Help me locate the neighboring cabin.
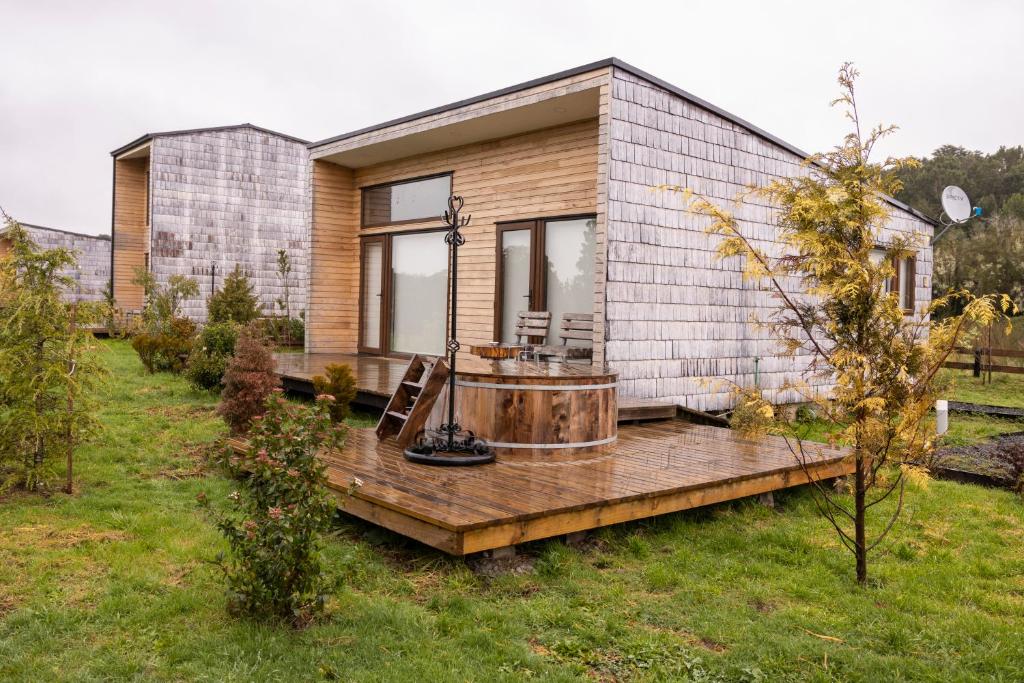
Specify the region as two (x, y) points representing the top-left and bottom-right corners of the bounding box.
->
(304, 58), (935, 411)
(0, 223), (111, 303)
(109, 124), (309, 322)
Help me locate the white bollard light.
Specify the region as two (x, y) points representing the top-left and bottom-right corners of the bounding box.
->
(935, 399), (949, 437)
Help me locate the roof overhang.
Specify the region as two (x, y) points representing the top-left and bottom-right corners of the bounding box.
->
(308, 57), (937, 226)
(114, 140), (152, 161)
(314, 87), (601, 168)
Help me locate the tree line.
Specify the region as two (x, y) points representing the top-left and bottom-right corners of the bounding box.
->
(895, 145), (1024, 315)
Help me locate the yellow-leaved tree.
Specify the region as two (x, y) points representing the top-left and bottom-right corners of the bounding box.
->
(662, 64), (1016, 584)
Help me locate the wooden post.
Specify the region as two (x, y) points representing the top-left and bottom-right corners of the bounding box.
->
(973, 349), (982, 378)
(987, 323), (993, 385)
(64, 302), (77, 495)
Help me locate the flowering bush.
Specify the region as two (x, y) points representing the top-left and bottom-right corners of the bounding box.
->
(201, 392), (345, 625)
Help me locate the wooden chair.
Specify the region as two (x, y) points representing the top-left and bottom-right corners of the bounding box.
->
(513, 310), (552, 350)
(534, 312), (594, 362)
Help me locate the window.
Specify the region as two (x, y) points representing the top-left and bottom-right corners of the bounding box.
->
(361, 173), (452, 227)
(359, 230), (449, 356)
(495, 216), (596, 345)
(869, 248), (915, 313)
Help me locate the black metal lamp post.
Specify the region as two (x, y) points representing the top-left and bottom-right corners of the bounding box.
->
(403, 195), (495, 466)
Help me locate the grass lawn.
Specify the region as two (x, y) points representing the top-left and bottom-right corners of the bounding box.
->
(940, 369), (1024, 410)
(2, 340), (1023, 682)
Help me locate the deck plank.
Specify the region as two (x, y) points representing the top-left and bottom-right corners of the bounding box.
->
(319, 421), (852, 553)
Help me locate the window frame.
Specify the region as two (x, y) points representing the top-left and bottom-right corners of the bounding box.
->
(892, 253), (916, 315)
(493, 214), (598, 343)
(360, 172), (454, 229)
(358, 227), (451, 357)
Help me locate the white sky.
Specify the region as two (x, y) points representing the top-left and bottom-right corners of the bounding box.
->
(2, 0), (1021, 235)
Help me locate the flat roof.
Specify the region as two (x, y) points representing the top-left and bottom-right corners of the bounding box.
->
(310, 58), (936, 226)
(110, 123), (308, 157)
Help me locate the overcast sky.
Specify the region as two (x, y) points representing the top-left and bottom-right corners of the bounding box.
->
(2, 0), (1021, 236)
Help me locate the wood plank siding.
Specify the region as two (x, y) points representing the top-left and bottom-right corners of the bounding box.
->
(112, 156), (149, 311)
(307, 116), (605, 354)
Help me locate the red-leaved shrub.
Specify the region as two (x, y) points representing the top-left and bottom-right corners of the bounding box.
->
(216, 326), (278, 435)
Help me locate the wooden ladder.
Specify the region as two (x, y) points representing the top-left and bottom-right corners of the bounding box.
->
(375, 354), (449, 448)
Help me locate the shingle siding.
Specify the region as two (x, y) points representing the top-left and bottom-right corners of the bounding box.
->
(148, 128), (309, 322)
(605, 68), (934, 411)
(21, 225), (111, 303)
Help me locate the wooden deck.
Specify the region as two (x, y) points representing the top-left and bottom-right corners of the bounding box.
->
(317, 421), (853, 555)
(274, 352), (677, 420)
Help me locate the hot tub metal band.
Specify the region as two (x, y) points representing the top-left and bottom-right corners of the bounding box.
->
(453, 380), (619, 391)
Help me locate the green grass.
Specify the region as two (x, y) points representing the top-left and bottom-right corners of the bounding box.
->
(795, 412), (1023, 448)
(940, 369), (1024, 409)
(2, 341), (1024, 681)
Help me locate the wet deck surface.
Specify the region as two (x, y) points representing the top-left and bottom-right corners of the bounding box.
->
(319, 421), (853, 555)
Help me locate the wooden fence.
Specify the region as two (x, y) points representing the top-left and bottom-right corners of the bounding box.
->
(944, 346), (1024, 377)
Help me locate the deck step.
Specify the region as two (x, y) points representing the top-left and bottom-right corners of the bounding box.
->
(375, 354), (449, 447)
(617, 398), (677, 422)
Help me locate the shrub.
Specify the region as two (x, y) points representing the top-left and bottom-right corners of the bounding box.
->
(311, 363), (358, 423)
(133, 268), (199, 331)
(217, 326), (279, 435)
(209, 265), (261, 325)
(132, 317), (195, 374)
(200, 393), (344, 625)
(185, 322), (239, 391)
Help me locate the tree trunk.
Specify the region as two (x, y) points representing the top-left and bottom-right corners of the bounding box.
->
(855, 450), (868, 584)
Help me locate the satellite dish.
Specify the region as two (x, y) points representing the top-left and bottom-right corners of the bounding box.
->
(941, 185), (972, 223)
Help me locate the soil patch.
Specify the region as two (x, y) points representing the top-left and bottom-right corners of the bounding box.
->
(934, 432), (1024, 488)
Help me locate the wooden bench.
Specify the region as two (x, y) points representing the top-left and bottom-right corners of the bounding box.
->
(534, 312), (594, 362)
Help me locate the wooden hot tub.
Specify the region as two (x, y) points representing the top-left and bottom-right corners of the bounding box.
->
(431, 358), (618, 459)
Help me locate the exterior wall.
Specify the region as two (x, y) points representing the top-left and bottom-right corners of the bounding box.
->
(306, 117), (604, 354)
(604, 68), (934, 411)
(146, 128), (309, 322)
(112, 156), (149, 311)
(21, 225), (111, 302)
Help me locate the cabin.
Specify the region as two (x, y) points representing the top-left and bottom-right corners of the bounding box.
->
(0, 223), (111, 303)
(109, 124), (309, 322)
(302, 58), (936, 411)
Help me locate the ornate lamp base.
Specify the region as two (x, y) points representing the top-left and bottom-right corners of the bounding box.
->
(404, 427), (495, 466)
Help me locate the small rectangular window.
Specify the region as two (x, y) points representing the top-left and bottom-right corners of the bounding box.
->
(361, 174), (452, 227)
(870, 248), (915, 312)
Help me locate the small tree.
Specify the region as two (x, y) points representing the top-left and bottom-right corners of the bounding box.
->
(133, 267), (199, 332)
(665, 64), (1016, 584)
(208, 264), (261, 325)
(311, 363), (358, 423)
(217, 325), (279, 435)
(275, 249), (292, 345)
(200, 392), (343, 625)
(0, 216), (104, 492)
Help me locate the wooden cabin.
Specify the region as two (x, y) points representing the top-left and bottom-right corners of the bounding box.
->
(305, 59), (936, 412)
(109, 124), (309, 322)
(0, 223), (110, 303)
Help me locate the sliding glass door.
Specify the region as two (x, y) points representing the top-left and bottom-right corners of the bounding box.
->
(496, 216), (596, 345)
(390, 232), (448, 355)
(359, 231), (449, 356)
